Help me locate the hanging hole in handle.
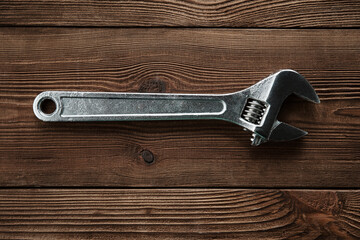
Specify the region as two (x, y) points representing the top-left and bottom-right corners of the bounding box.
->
(38, 98), (57, 115)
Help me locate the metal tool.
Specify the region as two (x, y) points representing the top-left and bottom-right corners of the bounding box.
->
(33, 70), (320, 146)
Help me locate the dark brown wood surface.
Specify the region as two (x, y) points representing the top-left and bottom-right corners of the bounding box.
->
(0, 189), (359, 239)
(1, 1), (360, 239)
(1, 0), (360, 27)
(1, 28), (359, 187)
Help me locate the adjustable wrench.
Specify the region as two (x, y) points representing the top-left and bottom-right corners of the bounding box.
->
(33, 70), (320, 146)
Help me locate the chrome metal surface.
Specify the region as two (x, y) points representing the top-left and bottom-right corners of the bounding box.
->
(33, 70), (320, 146)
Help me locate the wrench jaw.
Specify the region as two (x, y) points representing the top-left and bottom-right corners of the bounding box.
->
(268, 121), (308, 142)
(239, 70), (320, 146)
(250, 121), (308, 146)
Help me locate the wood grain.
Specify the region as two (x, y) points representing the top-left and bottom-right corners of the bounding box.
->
(0, 189), (359, 239)
(0, 28), (359, 187)
(1, 0), (360, 28)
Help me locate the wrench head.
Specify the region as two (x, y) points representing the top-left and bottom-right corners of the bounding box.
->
(240, 70), (320, 146)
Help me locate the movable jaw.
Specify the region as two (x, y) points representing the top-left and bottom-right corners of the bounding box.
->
(240, 70), (320, 146)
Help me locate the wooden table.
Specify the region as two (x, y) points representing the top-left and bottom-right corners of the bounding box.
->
(1, 1), (359, 239)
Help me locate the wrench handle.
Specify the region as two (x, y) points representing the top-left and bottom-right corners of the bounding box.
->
(33, 91), (227, 122)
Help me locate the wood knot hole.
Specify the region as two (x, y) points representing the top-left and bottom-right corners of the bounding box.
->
(141, 150), (154, 164)
(138, 79), (166, 93)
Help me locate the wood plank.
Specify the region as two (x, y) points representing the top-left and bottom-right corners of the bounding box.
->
(0, 28), (359, 187)
(0, 189), (359, 239)
(1, 0), (360, 28)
